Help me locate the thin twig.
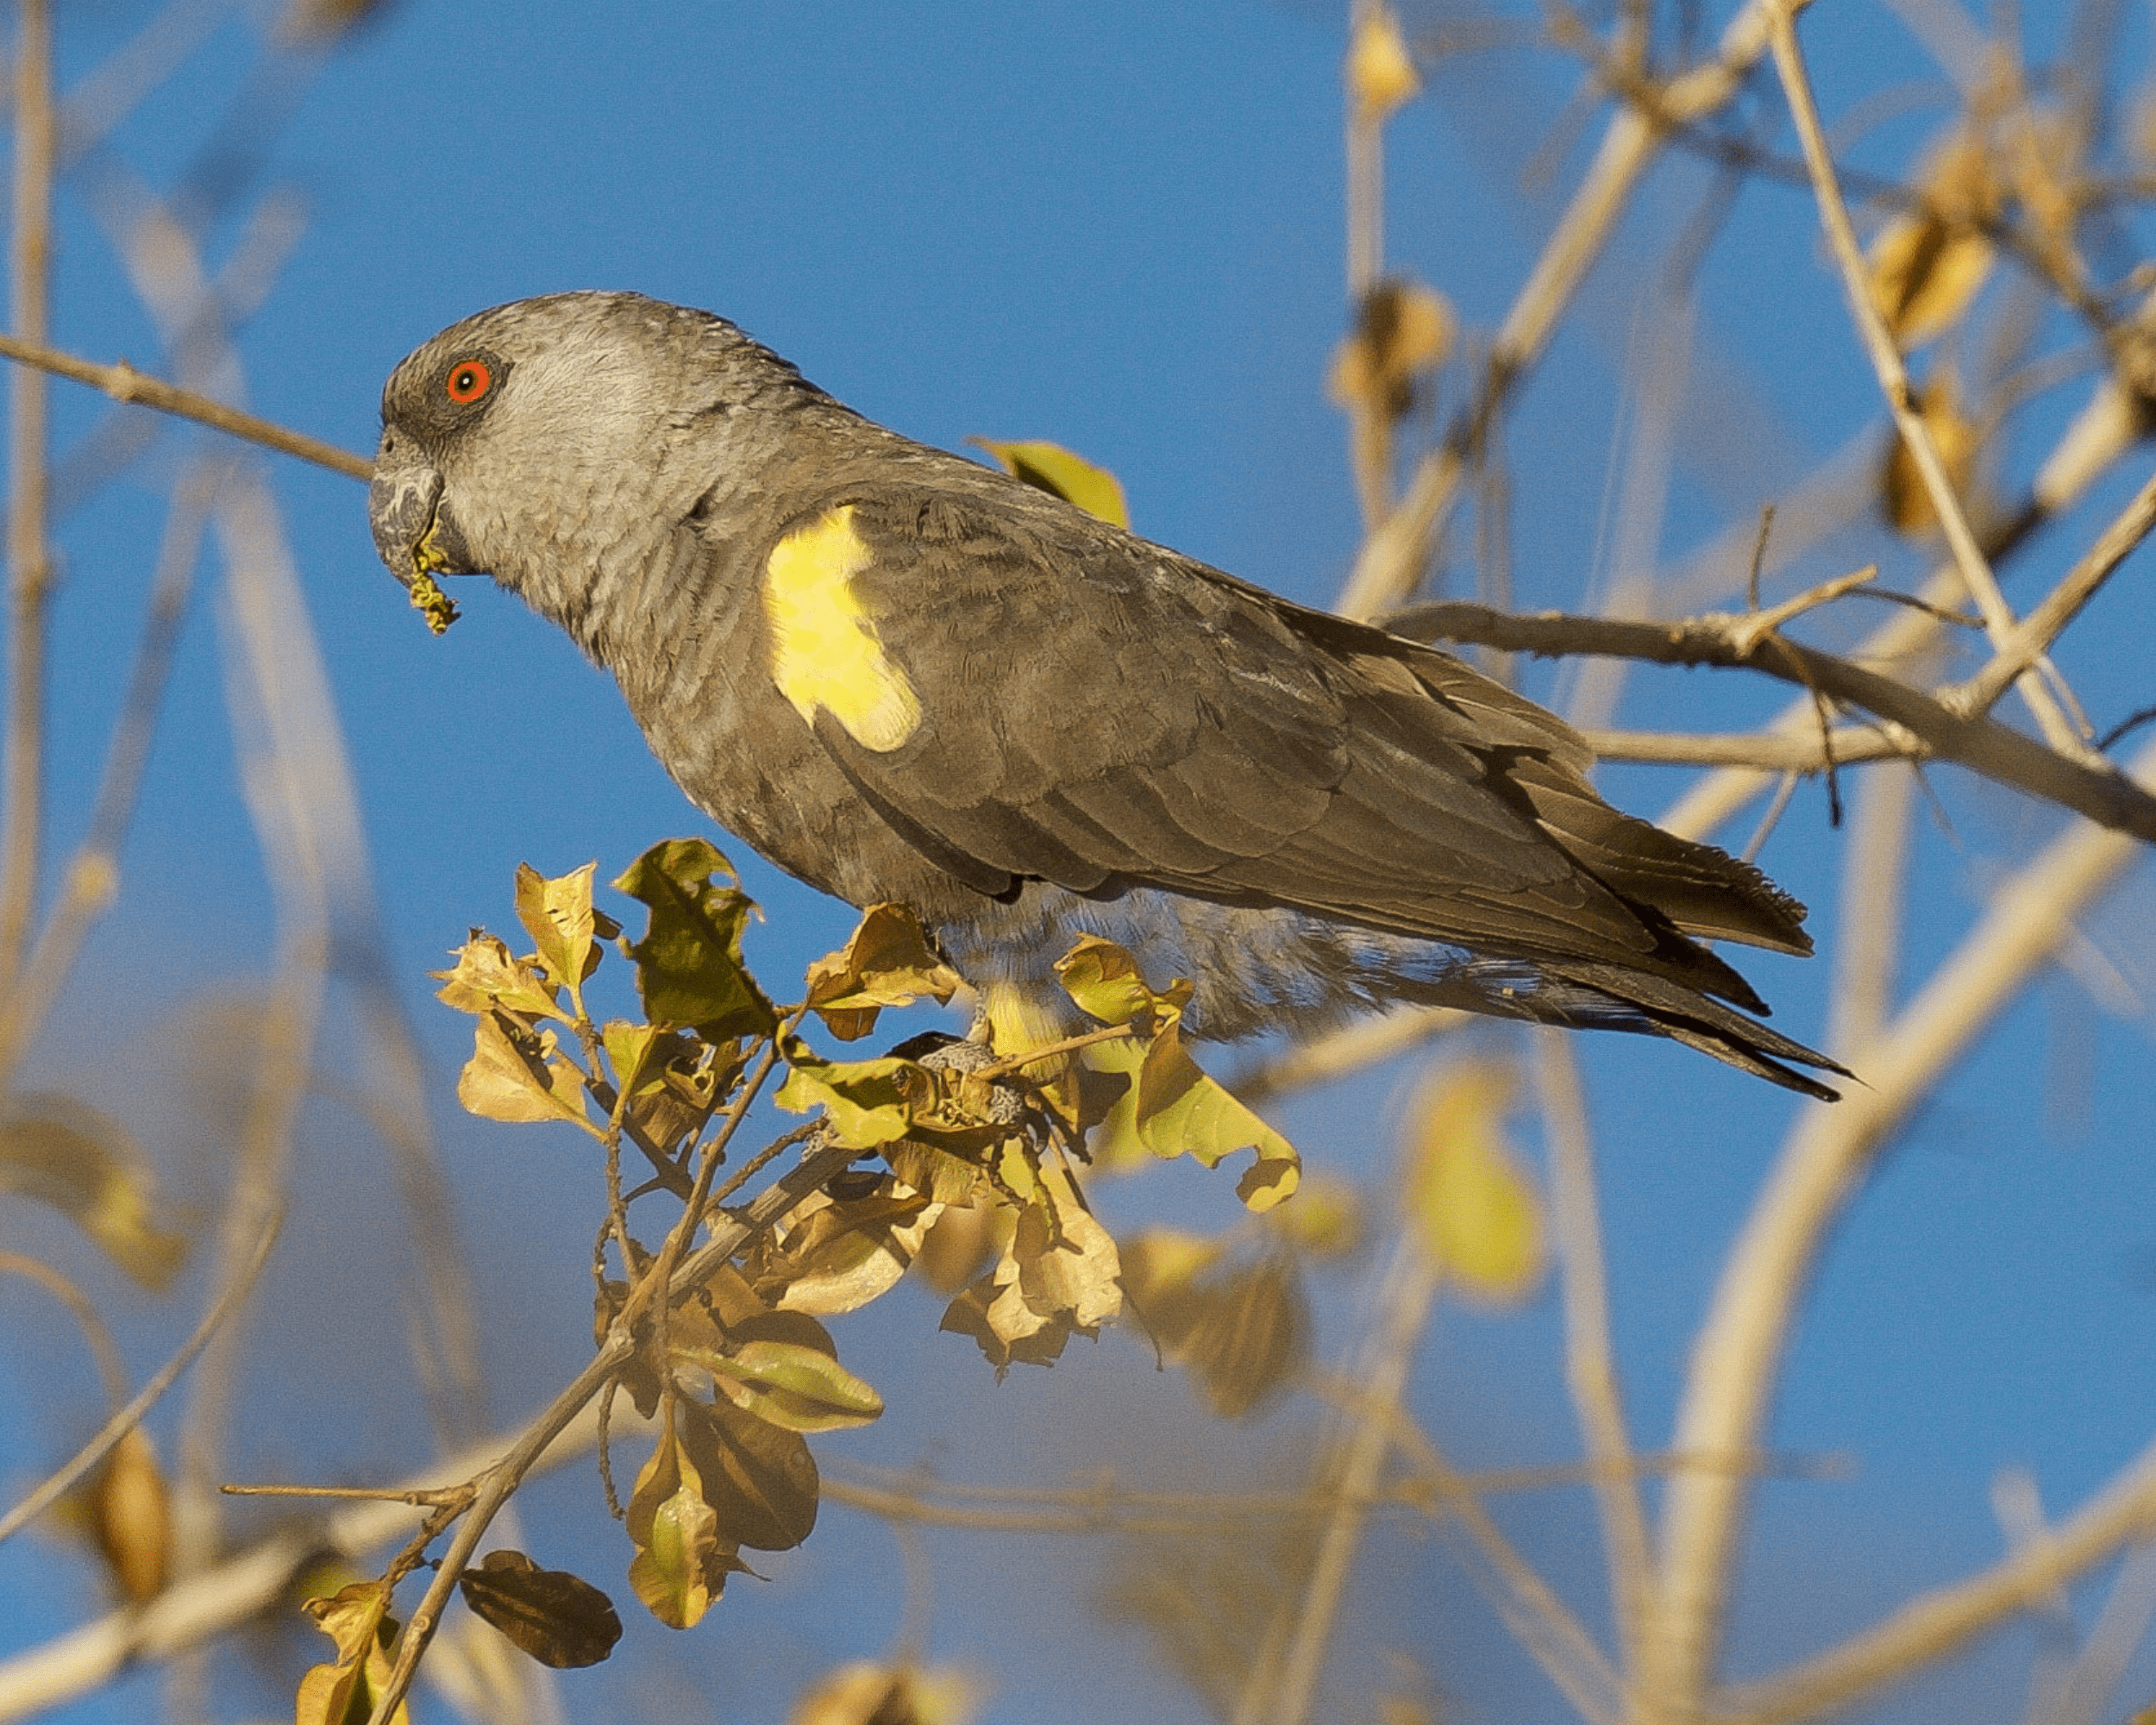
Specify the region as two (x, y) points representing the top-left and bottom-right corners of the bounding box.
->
(1334, 0), (1779, 619)
(0, 461), (222, 1090)
(1827, 759), (1914, 1054)
(0, 1251), (128, 1409)
(1536, 1031), (1653, 1670)
(1951, 461), (2156, 718)
(1244, 1233), (1443, 1725)
(0, 1210), (280, 1551)
(360, 1132), (861, 1725)
(1761, 0), (2084, 757)
(0, 329), (373, 480)
(1717, 1435), (2156, 1725)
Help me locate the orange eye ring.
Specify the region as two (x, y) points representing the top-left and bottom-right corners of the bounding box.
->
(446, 359), (492, 404)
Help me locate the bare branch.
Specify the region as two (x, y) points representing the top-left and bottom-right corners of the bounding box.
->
(0, 0), (55, 989)
(1386, 598), (2156, 843)
(1648, 732), (2156, 1716)
(0, 329), (373, 480)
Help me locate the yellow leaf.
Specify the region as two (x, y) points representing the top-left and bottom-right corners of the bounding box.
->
(804, 903), (962, 1040)
(1405, 1065), (1543, 1302)
(1329, 278), (1455, 422)
(1134, 1022), (1300, 1209)
(1012, 1159), (1123, 1330)
(0, 1095), (188, 1289)
(1882, 367), (1977, 538)
(1868, 212), (1994, 348)
(298, 1581), (408, 1725)
(88, 1427), (170, 1602)
(626, 1423), (735, 1628)
(1346, 5), (1420, 120)
(513, 861), (608, 994)
(791, 1661), (981, 1725)
(432, 930), (564, 1023)
(968, 438), (1130, 527)
(455, 1013), (588, 1127)
(774, 1044), (918, 1147)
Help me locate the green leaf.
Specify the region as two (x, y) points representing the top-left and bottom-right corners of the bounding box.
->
(695, 1338), (885, 1433)
(968, 437), (1130, 527)
(626, 1422), (733, 1628)
(774, 1044), (917, 1148)
(612, 839), (775, 1038)
(1055, 936), (1166, 1028)
(1133, 1024), (1300, 1209)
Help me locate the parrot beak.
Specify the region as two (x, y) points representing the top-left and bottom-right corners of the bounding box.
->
(369, 444), (470, 635)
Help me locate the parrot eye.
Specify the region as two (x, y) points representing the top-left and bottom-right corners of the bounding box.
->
(445, 360), (492, 404)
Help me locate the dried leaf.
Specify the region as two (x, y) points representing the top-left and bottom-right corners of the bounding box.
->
(297, 1581), (408, 1725)
(513, 862), (607, 994)
(456, 1013), (587, 1127)
(912, 1193), (1000, 1295)
(968, 438), (1130, 528)
(675, 1395), (821, 1552)
(1122, 1232), (1308, 1418)
(0, 1095), (187, 1289)
(1869, 212), (1995, 348)
(613, 838), (776, 1038)
(458, 1549), (623, 1669)
(1329, 278), (1454, 423)
(1405, 1066), (1543, 1302)
(1181, 1257), (1308, 1419)
(750, 1184), (939, 1314)
(433, 930), (563, 1023)
(941, 1246), (1077, 1374)
(1882, 367), (1977, 538)
(791, 1660), (981, 1725)
(1012, 1160), (1122, 1330)
(805, 903), (963, 1041)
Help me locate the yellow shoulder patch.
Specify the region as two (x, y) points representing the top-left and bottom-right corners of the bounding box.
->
(762, 505), (923, 753)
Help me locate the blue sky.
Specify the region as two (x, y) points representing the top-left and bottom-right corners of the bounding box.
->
(3, 2), (2156, 1722)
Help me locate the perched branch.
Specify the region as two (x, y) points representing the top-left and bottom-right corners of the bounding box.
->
(361, 1132), (862, 1725)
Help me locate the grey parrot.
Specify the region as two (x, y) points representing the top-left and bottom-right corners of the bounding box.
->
(370, 291), (1844, 1099)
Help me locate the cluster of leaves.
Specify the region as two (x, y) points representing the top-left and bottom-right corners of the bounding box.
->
(296, 837), (1309, 1703)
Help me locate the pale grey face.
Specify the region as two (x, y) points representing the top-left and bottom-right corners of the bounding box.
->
(367, 292), (787, 622)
